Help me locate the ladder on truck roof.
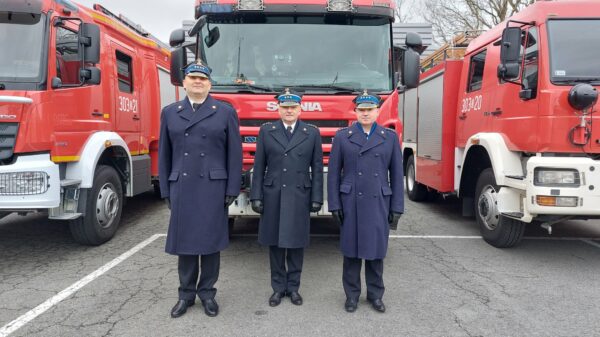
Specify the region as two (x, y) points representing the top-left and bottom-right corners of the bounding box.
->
(92, 3), (169, 50)
(420, 30), (483, 72)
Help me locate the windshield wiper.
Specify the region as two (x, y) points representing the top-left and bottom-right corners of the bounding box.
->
(283, 84), (359, 93)
(213, 82), (274, 93)
(553, 77), (600, 85)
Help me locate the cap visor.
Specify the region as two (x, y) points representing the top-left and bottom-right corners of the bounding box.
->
(186, 72), (209, 78)
(279, 102), (300, 107)
(356, 103), (378, 108)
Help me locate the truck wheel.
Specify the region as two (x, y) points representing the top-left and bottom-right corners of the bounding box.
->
(70, 165), (123, 246)
(406, 155), (428, 201)
(475, 168), (525, 248)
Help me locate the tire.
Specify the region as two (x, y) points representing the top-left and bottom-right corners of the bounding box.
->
(406, 155), (428, 201)
(474, 168), (525, 248)
(70, 165), (124, 245)
(152, 182), (161, 198)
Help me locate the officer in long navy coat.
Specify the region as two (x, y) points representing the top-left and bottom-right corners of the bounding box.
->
(159, 61), (242, 318)
(327, 91), (403, 313)
(250, 89), (324, 307)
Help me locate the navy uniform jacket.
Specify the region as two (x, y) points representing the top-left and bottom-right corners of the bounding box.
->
(158, 95), (242, 255)
(327, 123), (404, 260)
(250, 120), (324, 248)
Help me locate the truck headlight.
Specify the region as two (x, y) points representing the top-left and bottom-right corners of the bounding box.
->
(534, 168), (580, 187)
(0, 171), (49, 195)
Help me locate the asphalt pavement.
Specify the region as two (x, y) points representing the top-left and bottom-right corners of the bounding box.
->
(1, 193), (599, 337)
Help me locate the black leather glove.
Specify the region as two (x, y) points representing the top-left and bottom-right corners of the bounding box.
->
(251, 200), (264, 214)
(310, 202), (322, 212)
(388, 212), (402, 230)
(165, 198), (171, 210)
(225, 195), (236, 208)
(332, 209), (344, 226)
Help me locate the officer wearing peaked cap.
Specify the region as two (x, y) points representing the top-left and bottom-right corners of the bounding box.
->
(250, 88), (324, 307)
(159, 60), (242, 318)
(327, 90), (404, 313)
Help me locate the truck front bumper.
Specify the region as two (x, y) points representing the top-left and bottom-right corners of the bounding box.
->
(525, 156), (600, 217)
(0, 154), (60, 209)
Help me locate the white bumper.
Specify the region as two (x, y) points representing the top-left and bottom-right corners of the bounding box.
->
(0, 154), (61, 209)
(525, 156), (600, 217)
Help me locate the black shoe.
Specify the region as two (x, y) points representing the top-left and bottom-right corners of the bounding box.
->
(369, 298), (386, 313)
(170, 299), (194, 318)
(288, 291), (303, 306)
(344, 298), (358, 313)
(269, 292), (285, 307)
(201, 298), (219, 317)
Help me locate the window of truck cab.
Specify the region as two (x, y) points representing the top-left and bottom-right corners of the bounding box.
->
(467, 49), (487, 92)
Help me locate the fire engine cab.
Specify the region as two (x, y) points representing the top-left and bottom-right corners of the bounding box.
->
(0, 0), (178, 245)
(168, 0), (422, 225)
(401, 0), (600, 247)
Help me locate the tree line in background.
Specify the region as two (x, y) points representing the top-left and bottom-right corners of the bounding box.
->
(396, 0), (536, 44)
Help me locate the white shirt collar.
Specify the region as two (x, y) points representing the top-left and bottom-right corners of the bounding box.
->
(282, 121), (297, 131)
(188, 96), (207, 107)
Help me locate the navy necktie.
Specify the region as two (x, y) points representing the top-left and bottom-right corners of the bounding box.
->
(286, 126), (293, 140)
(192, 103), (200, 110)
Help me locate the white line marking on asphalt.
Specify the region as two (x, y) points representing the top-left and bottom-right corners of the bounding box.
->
(581, 239), (600, 249)
(0, 234), (166, 337)
(232, 234), (599, 241)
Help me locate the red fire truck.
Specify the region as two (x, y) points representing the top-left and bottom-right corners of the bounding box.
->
(168, 0), (422, 225)
(401, 0), (600, 247)
(0, 0), (179, 245)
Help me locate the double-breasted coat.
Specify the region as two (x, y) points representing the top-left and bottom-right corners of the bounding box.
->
(158, 95), (242, 255)
(327, 123), (404, 260)
(250, 120), (324, 248)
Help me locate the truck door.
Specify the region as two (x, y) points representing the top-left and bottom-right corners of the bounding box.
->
(490, 27), (540, 151)
(111, 44), (140, 153)
(456, 47), (495, 147)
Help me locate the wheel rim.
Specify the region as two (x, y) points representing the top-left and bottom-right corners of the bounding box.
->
(407, 162), (416, 192)
(477, 184), (499, 231)
(96, 182), (119, 229)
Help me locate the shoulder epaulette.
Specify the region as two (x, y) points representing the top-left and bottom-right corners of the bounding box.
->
(385, 127), (397, 134)
(305, 123), (318, 129)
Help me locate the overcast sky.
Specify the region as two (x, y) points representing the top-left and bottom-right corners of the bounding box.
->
(77, 0), (194, 42)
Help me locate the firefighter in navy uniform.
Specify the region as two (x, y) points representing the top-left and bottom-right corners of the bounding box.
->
(327, 90), (404, 313)
(250, 89), (324, 307)
(158, 61), (242, 318)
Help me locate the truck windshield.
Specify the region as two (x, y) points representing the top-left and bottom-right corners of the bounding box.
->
(0, 12), (46, 85)
(547, 19), (600, 85)
(200, 16), (392, 93)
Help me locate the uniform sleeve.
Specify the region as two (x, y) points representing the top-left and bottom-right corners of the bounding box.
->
(389, 132), (405, 213)
(310, 129), (324, 204)
(327, 132), (343, 211)
(158, 108), (172, 199)
(226, 108), (243, 197)
(250, 127), (266, 201)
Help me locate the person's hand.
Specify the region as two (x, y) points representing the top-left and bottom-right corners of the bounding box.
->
(388, 212), (402, 230)
(251, 200), (264, 214)
(332, 210), (344, 226)
(225, 195), (236, 208)
(165, 198), (171, 210)
(310, 202), (322, 212)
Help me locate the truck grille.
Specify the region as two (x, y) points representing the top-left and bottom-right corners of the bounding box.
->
(0, 123), (18, 163)
(240, 119), (349, 128)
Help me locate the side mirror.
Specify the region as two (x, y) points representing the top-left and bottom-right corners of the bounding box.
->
(51, 77), (63, 89)
(80, 67), (101, 85)
(80, 23), (100, 64)
(170, 47), (187, 86)
(204, 26), (220, 48)
(498, 26), (521, 80)
(188, 15), (207, 37)
(169, 29), (186, 47)
(405, 32), (424, 54)
(401, 48), (421, 89)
